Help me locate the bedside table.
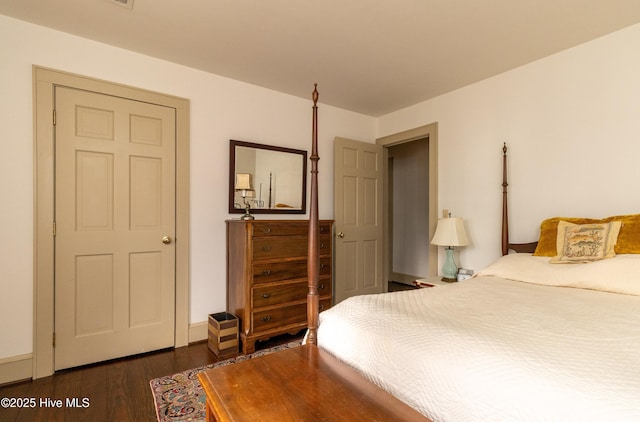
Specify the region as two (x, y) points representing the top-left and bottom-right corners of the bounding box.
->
(413, 276), (457, 288)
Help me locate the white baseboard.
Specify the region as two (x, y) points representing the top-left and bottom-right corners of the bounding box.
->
(188, 320), (208, 343)
(0, 353), (33, 385)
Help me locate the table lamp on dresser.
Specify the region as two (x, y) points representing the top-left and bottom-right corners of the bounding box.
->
(235, 173), (255, 220)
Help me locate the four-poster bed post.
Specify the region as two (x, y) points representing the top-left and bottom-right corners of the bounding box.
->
(502, 142), (509, 256)
(501, 143), (538, 255)
(307, 84), (320, 346)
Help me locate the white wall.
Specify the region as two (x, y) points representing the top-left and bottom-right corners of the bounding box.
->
(378, 23), (640, 274)
(0, 15), (375, 360)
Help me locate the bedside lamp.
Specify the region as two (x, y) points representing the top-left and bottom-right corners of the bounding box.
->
(235, 173), (255, 220)
(431, 217), (470, 282)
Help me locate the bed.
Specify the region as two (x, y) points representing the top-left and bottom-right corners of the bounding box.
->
(307, 143), (640, 420)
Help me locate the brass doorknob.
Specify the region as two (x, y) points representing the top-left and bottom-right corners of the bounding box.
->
(162, 236), (172, 244)
(337, 232), (345, 238)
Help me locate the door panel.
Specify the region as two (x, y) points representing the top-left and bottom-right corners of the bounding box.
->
(76, 151), (114, 231)
(54, 87), (176, 370)
(75, 254), (114, 335)
(334, 137), (384, 303)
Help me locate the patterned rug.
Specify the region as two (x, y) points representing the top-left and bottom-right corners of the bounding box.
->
(149, 340), (302, 422)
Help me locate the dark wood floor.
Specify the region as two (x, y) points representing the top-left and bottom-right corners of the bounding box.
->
(0, 333), (302, 422)
(1, 283), (413, 422)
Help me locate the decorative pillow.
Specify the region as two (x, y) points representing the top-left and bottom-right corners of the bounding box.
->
(534, 214), (640, 256)
(533, 217), (599, 257)
(550, 221), (621, 263)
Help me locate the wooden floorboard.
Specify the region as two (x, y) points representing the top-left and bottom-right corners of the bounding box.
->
(0, 333), (302, 422)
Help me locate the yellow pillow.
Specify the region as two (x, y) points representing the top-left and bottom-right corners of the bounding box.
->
(534, 214), (640, 256)
(602, 214), (640, 254)
(550, 221), (621, 263)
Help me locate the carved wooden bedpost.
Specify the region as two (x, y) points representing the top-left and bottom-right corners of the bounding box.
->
(501, 143), (509, 256)
(307, 84), (320, 345)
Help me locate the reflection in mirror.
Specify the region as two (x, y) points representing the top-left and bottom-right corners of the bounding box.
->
(229, 140), (307, 214)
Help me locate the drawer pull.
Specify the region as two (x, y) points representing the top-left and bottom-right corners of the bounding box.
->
(261, 269), (272, 276)
(319, 284), (325, 289)
(261, 316), (272, 322)
(262, 245), (272, 252)
(262, 227), (272, 234)
(320, 304), (325, 311)
(262, 292), (272, 299)
(320, 263), (327, 269)
(320, 242), (326, 248)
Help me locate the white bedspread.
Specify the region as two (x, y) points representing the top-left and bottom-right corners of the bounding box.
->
(317, 257), (640, 421)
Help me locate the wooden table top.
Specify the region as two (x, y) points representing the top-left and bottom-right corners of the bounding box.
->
(197, 343), (430, 421)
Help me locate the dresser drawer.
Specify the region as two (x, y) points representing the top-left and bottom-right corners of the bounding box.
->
(253, 281), (332, 308)
(253, 236), (307, 260)
(253, 235), (332, 261)
(252, 256), (331, 285)
(318, 222), (332, 236)
(252, 260), (307, 284)
(319, 257), (331, 276)
(252, 303), (307, 332)
(253, 282), (307, 308)
(318, 235), (332, 254)
(319, 298), (332, 313)
(251, 221), (332, 238)
(252, 222), (308, 237)
(318, 279), (332, 298)
(252, 299), (332, 332)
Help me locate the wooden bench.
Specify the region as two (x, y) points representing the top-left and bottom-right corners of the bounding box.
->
(197, 344), (431, 421)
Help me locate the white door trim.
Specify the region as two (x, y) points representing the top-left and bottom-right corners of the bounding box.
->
(33, 66), (190, 379)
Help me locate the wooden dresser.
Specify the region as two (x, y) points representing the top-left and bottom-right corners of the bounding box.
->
(226, 219), (333, 354)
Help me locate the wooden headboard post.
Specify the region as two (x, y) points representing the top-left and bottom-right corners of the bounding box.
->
(502, 143), (509, 255)
(501, 144), (538, 255)
(307, 84), (320, 345)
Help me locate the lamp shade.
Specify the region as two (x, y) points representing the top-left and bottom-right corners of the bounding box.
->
(431, 217), (470, 247)
(235, 173), (252, 190)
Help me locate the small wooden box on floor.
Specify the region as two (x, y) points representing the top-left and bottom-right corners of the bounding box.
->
(207, 312), (239, 358)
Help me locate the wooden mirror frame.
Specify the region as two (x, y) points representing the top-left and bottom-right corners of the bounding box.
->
(228, 140), (308, 214)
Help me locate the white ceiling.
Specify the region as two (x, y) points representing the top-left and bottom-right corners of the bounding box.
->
(2, 0), (640, 116)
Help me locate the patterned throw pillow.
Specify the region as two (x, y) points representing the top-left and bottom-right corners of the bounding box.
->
(550, 221), (622, 263)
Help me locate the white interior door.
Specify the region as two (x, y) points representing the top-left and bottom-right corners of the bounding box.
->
(334, 137), (384, 303)
(54, 86), (176, 370)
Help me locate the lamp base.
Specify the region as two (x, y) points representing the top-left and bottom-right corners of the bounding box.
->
(240, 202), (254, 220)
(441, 247), (459, 281)
(440, 277), (457, 283)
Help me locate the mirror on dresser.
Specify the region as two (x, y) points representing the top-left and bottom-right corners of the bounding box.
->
(229, 140), (307, 215)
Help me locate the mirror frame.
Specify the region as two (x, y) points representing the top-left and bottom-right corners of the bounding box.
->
(229, 140), (307, 215)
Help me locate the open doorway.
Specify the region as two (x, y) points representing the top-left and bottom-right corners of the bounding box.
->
(388, 138), (430, 285)
(377, 123), (438, 288)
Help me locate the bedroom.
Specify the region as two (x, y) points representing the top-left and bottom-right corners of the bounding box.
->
(1, 0), (640, 418)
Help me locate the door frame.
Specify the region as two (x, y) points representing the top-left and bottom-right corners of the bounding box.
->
(33, 66), (190, 379)
(377, 123), (438, 284)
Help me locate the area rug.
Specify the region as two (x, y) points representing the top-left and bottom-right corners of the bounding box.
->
(149, 340), (301, 422)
